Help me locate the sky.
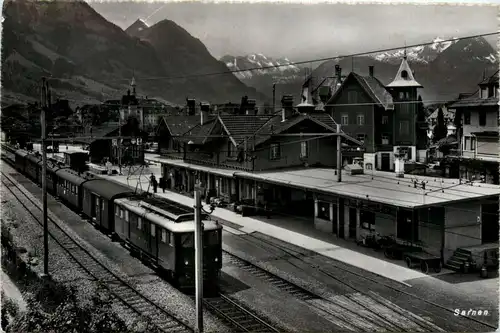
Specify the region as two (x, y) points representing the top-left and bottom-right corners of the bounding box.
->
(88, 0), (498, 61)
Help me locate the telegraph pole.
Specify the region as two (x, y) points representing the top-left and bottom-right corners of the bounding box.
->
(41, 78), (49, 277)
(272, 83), (276, 114)
(194, 190), (204, 333)
(337, 124), (342, 182)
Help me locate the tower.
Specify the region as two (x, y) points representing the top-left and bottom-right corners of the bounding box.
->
(131, 76), (136, 96)
(386, 51), (423, 163)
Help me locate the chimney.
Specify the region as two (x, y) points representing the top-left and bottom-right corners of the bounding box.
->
(369, 66), (374, 77)
(246, 99), (256, 115)
(281, 95), (294, 122)
(186, 98), (196, 116)
(335, 65), (342, 83)
(200, 102), (210, 125)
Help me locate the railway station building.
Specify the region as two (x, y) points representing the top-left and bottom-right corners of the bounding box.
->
(149, 93), (500, 266)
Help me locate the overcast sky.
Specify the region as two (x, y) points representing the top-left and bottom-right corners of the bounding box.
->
(88, 1), (498, 61)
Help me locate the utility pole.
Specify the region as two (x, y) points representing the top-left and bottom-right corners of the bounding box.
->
(194, 190), (204, 333)
(337, 124), (342, 182)
(41, 77), (49, 277)
(272, 83), (276, 114)
(118, 109), (123, 175)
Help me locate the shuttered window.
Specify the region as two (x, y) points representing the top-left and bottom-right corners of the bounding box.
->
(161, 229), (167, 243)
(137, 217), (142, 230)
(151, 223), (156, 237)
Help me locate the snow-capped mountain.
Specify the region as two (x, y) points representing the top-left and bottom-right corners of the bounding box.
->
(371, 37), (462, 64)
(220, 53), (302, 81)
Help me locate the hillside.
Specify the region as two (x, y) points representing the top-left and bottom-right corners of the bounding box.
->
(1, 1), (264, 107)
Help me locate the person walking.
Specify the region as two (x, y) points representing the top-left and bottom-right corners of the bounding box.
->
(150, 174), (158, 193)
(159, 177), (166, 193)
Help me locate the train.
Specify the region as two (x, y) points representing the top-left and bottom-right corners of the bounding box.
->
(5, 146), (223, 290)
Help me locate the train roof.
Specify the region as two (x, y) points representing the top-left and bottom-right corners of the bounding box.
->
(56, 168), (88, 186)
(115, 198), (222, 233)
(15, 149), (28, 157)
(82, 179), (135, 201)
(26, 153), (42, 164)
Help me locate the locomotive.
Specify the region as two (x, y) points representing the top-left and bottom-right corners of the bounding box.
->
(7, 147), (223, 290)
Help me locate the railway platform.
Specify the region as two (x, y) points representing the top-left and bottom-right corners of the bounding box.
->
(99, 173), (429, 285)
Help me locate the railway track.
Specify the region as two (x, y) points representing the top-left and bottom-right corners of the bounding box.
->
(224, 228), (497, 332)
(223, 249), (441, 332)
(0, 165), (194, 333)
(200, 293), (281, 333)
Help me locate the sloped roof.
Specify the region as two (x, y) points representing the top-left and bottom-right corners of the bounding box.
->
(448, 97), (498, 108)
(386, 57), (423, 88)
(479, 70), (499, 85)
(178, 117), (217, 144)
(162, 116), (201, 137)
(218, 115), (274, 146)
(427, 106), (455, 120)
(252, 112), (338, 147)
(326, 72), (394, 111)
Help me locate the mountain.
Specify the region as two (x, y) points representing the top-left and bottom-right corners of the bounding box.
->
(227, 37), (498, 105)
(220, 54), (302, 81)
(124, 18), (149, 39)
(1, 1), (264, 107)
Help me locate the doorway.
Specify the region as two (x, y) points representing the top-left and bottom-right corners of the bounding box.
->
(482, 201), (499, 244)
(381, 153), (391, 171)
(349, 207), (357, 238)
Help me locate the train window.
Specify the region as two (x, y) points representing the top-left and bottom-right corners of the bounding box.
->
(115, 206), (119, 216)
(206, 230), (220, 245)
(181, 234), (194, 248)
(151, 224), (156, 237)
(161, 229), (167, 243)
(137, 217), (142, 230)
(168, 232), (173, 246)
(125, 211), (129, 222)
(119, 208), (123, 219)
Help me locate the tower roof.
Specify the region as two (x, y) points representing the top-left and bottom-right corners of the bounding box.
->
(386, 57), (423, 88)
(131, 76), (136, 87)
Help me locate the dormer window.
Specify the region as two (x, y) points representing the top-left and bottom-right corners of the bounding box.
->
(401, 70), (408, 79)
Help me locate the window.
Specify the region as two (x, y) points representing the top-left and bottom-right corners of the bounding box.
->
(125, 211), (129, 222)
(479, 111), (486, 126)
(161, 229), (167, 243)
(115, 206), (119, 216)
(464, 111), (471, 125)
(341, 114), (349, 125)
(181, 234), (194, 248)
(357, 134), (366, 143)
(356, 114), (365, 125)
(382, 116), (388, 125)
(151, 223), (156, 237)
(381, 133), (390, 145)
(119, 208), (123, 219)
(471, 137), (476, 151)
(317, 201), (330, 220)
(300, 141), (308, 158)
(348, 91), (358, 103)
(227, 141), (233, 157)
(361, 210), (376, 230)
(399, 92), (405, 100)
(270, 143), (280, 160)
(464, 137), (470, 151)
(206, 230), (220, 245)
(137, 217), (142, 230)
(401, 70), (408, 79)
(399, 121), (409, 135)
(482, 87), (488, 99)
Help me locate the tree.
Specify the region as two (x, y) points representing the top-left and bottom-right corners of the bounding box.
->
(432, 107), (448, 143)
(415, 95), (428, 149)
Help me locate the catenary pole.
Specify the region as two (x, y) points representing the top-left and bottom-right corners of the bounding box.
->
(194, 190), (204, 333)
(41, 78), (49, 277)
(337, 124), (342, 182)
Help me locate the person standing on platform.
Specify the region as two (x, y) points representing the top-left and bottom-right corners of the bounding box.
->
(150, 174), (158, 193)
(159, 177), (166, 193)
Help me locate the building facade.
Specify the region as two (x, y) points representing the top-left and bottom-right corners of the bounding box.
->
(446, 70), (499, 184)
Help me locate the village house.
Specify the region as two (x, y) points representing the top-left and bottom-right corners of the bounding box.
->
(426, 105), (456, 140)
(445, 70), (499, 184)
(147, 82), (499, 270)
(325, 54), (427, 172)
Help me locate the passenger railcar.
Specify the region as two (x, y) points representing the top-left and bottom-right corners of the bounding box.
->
(25, 152), (42, 182)
(55, 168), (89, 209)
(14, 149), (28, 173)
(81, 178), (135, 235)
(114, 196), (222, 289)
(8, 147), (223, 290)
